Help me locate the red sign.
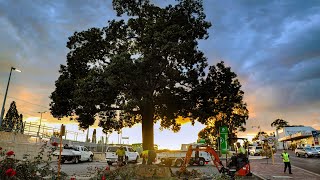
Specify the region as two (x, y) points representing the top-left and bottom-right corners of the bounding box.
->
(314, 137), (319, 145)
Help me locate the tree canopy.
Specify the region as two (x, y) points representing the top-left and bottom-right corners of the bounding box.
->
(197, 62), (249, 143)
(271, 119), (289, 130)
(50, 0), (248, 150)
(252, 131), (268, 141)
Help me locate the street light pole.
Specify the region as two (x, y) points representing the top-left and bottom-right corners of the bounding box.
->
(0, 67), (21, 128)
(37, 111), (47, 136)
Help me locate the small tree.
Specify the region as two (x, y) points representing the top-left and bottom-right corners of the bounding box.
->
(2, 101), (20, 132)
(271, 119), (289, 130)
(15, 114), (24, 133)
(252, 131), (268, 142)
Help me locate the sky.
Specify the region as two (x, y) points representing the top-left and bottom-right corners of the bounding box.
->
(0, 0), (320, 149)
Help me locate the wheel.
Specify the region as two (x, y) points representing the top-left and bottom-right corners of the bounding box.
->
(61, 159), (65, 164)
(175, 159), (183, 167)
(88, 155), (93, 162)
(198, 158), (205, 166)
(72, 156), (79, 164)
(296, 153), (299, 157)
(125, 156), (129, 165)
(107, 161), (113, 166)
(305, 154), (309, 158)
(133, 156), (139, 163)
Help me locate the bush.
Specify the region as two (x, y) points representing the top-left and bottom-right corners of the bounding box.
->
(0, 141), (67, 180)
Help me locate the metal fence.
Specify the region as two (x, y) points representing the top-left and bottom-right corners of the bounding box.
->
(1, 122), (114, 153)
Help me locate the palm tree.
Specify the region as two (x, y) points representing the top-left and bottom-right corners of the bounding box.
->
(271, 119), (289, 130)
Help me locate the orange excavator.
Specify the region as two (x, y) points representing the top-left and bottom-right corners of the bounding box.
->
(179, 144), (251, 179)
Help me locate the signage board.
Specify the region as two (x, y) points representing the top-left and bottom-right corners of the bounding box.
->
(219, 126), (228, 154)
(267, 137), (276, 146)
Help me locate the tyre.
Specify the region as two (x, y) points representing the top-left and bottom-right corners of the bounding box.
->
(305, 154), (309, 158)
(72, 156), (79, 164)
(296, 153), (299, 157)
(175, 159), (183, 167)
(134, 156), (139, 163)
(88, 155), (93, 162)
(125, 156), (129, 165)
(61, 159), (65, 164)
(107, 161), (113, 166)
(198, 158), (205, 166)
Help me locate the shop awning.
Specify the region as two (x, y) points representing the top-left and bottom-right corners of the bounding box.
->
(278, 131), (312, 142)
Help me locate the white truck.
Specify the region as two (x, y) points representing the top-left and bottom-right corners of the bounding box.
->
(53, 145), (94, 164)
(157, 145), (212, 167)
(105, 145), (140, 165)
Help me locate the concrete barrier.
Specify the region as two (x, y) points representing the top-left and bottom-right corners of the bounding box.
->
(0, 131), (48, 160)
(92, 152), (106, 161)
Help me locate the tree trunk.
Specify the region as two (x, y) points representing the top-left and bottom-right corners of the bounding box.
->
(142, 105), (154, 151)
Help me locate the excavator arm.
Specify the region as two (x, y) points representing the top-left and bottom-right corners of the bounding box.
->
(179, 145), (226, 173)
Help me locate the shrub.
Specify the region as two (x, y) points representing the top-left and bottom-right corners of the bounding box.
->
(0, 141), (67, 180)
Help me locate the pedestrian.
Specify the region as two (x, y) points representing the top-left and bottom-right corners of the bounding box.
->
(116, 146), (126, 166)
(281, 149), (292, 174)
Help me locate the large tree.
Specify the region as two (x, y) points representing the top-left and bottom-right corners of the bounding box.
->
(271, 119), (289, 130)
(50, 0), (211, 150)
(196, 62), (249, 142)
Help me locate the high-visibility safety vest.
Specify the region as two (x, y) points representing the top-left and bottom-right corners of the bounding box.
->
(142, 150), (149, 158)
(116, 148), (125, 156)
(239, 147), (246, 154)
(281, 152), (290, 162)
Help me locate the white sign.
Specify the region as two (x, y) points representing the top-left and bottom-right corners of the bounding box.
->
(267, 137), (276, 145)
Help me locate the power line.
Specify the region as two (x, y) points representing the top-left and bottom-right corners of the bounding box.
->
(0, 93), (50, 110)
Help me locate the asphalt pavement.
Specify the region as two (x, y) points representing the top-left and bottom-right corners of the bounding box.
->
(273, 151), (320, 175)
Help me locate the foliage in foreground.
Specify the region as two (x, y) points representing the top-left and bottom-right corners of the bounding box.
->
(0, 141), (67, 180)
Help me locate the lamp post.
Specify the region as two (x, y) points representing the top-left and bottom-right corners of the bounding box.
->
(0, 67), (21, 128)
(37, 111), (46, 136)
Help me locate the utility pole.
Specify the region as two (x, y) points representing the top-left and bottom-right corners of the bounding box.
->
(37, 111), (46, 136)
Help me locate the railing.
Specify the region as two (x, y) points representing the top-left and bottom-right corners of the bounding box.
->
(1, 122), (113, 153)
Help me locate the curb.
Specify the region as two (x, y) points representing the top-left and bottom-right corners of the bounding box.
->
(251, 172), (267, 180)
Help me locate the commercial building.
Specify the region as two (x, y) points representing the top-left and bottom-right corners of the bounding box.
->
(275, 126), (319, 150)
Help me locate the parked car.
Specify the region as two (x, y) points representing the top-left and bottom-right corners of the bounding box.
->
(311, 146), (320, 156)
(295, 147), (318, 158)
(249, 146), (263, 156)
(105, 145), (139, 165)
(53, 145), (94, 164)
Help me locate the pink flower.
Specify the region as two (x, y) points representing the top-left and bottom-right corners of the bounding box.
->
(5, 168), (16, 177)
(6, 151), (15, 156)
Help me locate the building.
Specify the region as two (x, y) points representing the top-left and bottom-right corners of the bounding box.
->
(275, 126), (319, 150)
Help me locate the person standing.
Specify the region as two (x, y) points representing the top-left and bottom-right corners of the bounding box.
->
(116, 146), (126, 166)
(281, 149), (292, 174)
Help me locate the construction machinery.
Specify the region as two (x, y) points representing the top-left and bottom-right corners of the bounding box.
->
(179, 143), (251, 179)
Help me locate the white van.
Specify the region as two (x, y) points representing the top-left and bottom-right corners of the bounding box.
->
(105, 145), (139, 165)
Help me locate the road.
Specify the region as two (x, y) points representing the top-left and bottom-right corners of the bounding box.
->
(272, 151), (320, 175)
(52, 160), (259, 179)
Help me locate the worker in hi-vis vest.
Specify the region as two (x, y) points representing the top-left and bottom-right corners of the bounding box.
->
(281, 149), (292, 174)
